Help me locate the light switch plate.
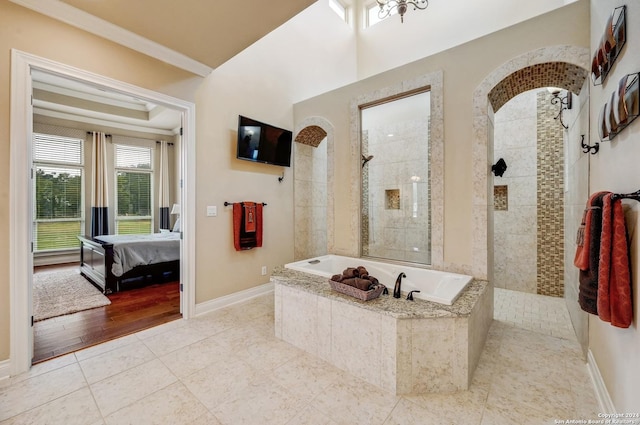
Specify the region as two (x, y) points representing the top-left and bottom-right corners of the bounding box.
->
(206, 206), (217, 217)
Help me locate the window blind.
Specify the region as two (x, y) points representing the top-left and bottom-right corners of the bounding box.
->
(115, 144), (152, 169)
(32, 134), (84, 252)
(115, 144), (153, 234)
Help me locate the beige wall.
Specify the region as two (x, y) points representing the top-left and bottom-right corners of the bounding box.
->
(0, 1), (201, 361)
(588, 0), (640, 411)
(294, 1), (590, 272)
(193, 65), (295, 303)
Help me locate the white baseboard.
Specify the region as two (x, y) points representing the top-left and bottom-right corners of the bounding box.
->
(587, 349), (616, 412)
(194, 282), (274, 317)
(0, 359), (11, 382)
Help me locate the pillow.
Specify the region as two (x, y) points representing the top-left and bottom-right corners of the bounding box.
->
(172, 217), (181, 232)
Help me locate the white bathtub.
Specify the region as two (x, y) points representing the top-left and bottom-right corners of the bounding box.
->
(285, 255), (473, 305)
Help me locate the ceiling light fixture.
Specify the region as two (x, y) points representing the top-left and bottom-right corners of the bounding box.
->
(377, 0), (429, 23)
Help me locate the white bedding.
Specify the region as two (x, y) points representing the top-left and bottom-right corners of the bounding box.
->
(95, 232), (180, 277)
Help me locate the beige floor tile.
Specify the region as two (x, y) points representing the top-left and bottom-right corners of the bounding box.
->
(270, 352), (345, 401)
(181, 355), (266, 411)
(383, 398), (446, 425)
(141, 325), (208, 357)
(0, 363), (87, 421)
(286, 405), (339, 425)
(404, 384), (488, 424)
(90, 358), (177, 416)
(104, 382), (209, 425)
(74, 334), (139, 362)
(487, 371), (576, 419)
(480, 396), (559, 425)
(134, 318), (187, 340)
(211, 376), (307, 425)
(312, 376), (400, 425)
(159, 334), (236, 379)
(0, 388), (101, 425)
(80, 340), (156, 384)
(0, 353), (77, 389)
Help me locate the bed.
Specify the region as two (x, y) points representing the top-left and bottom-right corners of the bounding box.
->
(78, 232), (180, 294)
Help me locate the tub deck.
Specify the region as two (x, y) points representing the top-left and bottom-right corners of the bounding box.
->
(272, 266), (494, 395)
(272, 266), (487, 318)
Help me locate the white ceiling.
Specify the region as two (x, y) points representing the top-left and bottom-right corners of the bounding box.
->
(32, 69), (182, 135)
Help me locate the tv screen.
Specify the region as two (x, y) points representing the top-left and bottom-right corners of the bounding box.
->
(237, 115), (292, 167)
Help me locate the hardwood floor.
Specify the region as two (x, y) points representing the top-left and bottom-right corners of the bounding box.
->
(33, 266), (181, 364)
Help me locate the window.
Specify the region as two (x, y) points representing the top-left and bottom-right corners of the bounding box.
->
(115, 144), (153, 234)
(366, 2), (395, 27)
(33, 133), (84, 252)
(329, 0), (347, 21)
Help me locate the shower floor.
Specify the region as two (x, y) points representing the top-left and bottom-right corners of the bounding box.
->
(493, 287), (575, 341)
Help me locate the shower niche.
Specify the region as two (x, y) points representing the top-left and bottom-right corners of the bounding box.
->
(360, 90), (431, 265)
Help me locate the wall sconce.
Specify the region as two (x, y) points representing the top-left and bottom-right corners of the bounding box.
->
(491, 158), (508, 177)
(549, 88), (572, 129)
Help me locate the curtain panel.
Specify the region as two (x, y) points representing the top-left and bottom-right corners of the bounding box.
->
(158, 140), (170, 230)
(90, 132), (110, 237)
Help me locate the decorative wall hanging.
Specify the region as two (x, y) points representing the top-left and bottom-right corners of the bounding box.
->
(591, 5), (626, 86)
(598, 73), (639, 142)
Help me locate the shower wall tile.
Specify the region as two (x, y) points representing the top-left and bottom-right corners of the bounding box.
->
(536, 91), (565, 297)
(294, 137), (328, 260)
(493, 90), (538, 293)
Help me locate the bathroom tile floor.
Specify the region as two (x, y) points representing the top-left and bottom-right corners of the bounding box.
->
(0, 288), (601, 425)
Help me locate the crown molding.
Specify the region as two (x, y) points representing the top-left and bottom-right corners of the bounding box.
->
(10, 0), (213, 77)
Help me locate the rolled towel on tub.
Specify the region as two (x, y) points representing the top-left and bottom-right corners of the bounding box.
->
(341, 277), (373, 291)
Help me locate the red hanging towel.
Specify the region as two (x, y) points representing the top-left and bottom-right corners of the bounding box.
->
(233, 202), (263, 251)
(597, 194), (633, 328)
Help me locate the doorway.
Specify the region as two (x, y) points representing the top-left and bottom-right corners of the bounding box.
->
(470, 47), (591, 355)
(10, 50), (196, 375)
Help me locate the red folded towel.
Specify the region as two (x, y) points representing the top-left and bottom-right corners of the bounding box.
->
(232, 202), (263, 251)
(597, 194), (632, 328)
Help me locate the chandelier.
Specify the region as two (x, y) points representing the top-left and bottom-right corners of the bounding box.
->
(376, 0), (429, 23)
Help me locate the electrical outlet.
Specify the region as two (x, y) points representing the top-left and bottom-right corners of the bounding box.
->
(261, 266), (267, 275)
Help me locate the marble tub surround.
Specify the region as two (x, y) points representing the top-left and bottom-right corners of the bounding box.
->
(272, 267), (487, 319)
(272, 267), (493, 395)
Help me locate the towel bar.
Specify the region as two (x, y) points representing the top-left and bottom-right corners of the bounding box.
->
(224, 202), (267, 206)
(612, 190), (640, 201)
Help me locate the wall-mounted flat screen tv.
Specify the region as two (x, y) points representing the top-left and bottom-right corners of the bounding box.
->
(237, 115), (292, 167)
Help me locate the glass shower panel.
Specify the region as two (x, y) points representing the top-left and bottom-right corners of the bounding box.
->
(360, 91), (431, 265)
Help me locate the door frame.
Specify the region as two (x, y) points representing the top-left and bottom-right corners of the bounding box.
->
(9, 49), (197, 375)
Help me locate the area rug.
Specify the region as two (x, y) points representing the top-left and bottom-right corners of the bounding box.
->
(33, 270), (111, 322)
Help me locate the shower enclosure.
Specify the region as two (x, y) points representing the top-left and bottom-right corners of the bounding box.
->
(360, 90), (431, 265)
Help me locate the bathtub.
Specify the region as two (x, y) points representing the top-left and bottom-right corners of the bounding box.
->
(285, 254), (472, 305)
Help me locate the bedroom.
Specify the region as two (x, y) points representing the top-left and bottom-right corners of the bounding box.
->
(31, 68), (184, 363)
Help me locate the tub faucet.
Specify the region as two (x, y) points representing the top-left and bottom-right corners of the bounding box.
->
(393, 272), (406, 298)
(407, 290), (421, 301)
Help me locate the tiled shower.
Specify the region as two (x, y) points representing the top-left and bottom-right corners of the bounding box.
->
(493, 89), (565, 296)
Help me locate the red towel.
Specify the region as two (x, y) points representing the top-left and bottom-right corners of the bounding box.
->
(576, 192), (608, 315)
(597, 194), (632, 328)
(575, 191), (608, 270)
(232, 202), (263, 251)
